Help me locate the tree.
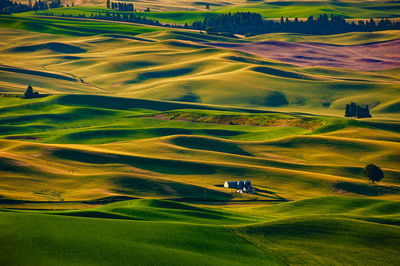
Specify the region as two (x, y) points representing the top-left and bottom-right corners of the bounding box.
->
(106, 0), (110, 9)
(24, 85), (39, 99)
(345, 103), (351, 117)
(363, 164), (384, 184)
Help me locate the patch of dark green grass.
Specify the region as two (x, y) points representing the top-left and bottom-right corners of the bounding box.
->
(0, 65), (77, 82)
(334, 181), (400, 196)
(51, 148), (218, 175)
(253, 66), (314, 80)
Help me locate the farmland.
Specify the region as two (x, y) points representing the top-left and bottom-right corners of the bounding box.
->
(22, 1), (400, 24)
(1, 1), (400, 265)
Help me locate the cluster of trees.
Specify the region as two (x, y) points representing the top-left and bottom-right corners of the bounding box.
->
(345, 102), (372, 118)
(42, 11), (161, 26)
(1, 0), (61, 14)
(24, 85), (40, 99)
(191, 12), (400, 35)
(107, 0), (134, 12)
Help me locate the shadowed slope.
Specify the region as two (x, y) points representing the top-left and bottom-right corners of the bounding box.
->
(7, 42), (86, 54)
(48, 199), (255, 225)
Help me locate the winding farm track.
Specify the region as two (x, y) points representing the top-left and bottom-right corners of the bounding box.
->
(206, 39), (400, 71)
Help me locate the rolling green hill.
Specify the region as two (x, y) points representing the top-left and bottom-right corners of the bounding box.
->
(0, 94), (399, 205)
(1, 196), (399, 265)
(20, 1), (400, 26)
(1, 4), (400, 265)
(0, 17), (399, 117)
(218, 1), (400, 19)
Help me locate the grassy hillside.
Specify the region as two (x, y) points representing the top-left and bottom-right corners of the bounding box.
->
(233, 196), (400, 264)
(0, 5), (399, 264)
(0, 94), (399, 205)
(246, 30), (400, 44)
(0, 196), (399, 265)
(218, 1), (400, 19)
(0, 209), (282, 265)
(0, 15), (163, 36)
(20, 1), (400, 26)
(1, 18), (399, 116)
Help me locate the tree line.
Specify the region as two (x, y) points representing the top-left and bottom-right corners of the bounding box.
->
(41, 11), (162, 26)
(3, 1), (399, 36)
(1, 0), (61, 14)
(190, 12), (400, 36)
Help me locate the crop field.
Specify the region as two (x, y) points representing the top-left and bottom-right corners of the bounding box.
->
(219, 1), (400, 19)
(1, 2), (400, 265)
(21, 1), (400, 24)
(1, 16), (399, 117)
(1, 196), (400, 265)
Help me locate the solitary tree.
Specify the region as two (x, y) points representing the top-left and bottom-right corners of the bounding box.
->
(363, 164), (384, 184)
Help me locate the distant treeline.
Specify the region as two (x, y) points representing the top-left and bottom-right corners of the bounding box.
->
(1, 0), (61, 14)
(41, 11), (162, 26)
(3, 1), (400, 36)
(191, 12), (400, 35)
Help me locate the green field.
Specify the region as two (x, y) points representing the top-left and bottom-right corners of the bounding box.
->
(1, 3), (400, 265)
(0, 94), (399, 203)
(1, 196), (399, 265)
(21, 1), (400, 26)
(1, 16), (399, 118)
(218, 1), (400, 19)
(0, 15), (163, 36)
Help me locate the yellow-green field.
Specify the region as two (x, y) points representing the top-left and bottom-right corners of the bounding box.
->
(1, 16), (400, 118)
(17, 0), (400, 17)
(1, 8), (400, 265)
(0, 94), (399, 205)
